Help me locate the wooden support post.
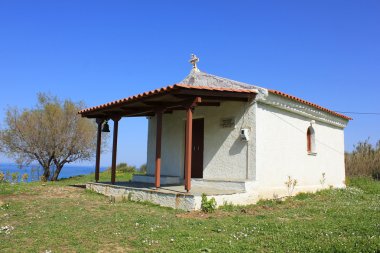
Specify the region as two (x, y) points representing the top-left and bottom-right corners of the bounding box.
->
(111, 116), (121, 185)
(184, 97), (201, 192)
(184, 107), (193, 192)
(155, 109), (163, 188)
(95, 118), (104, 182)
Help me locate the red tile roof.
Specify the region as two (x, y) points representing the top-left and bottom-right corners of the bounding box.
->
(78, 82), (351, 121)
(78, 84), (257, 115)
(268, 89), (352, 120)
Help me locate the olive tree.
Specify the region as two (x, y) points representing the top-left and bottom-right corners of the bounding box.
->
(0, 93), (97, 181)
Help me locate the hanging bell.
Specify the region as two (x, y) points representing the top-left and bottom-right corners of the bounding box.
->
(102, 121), (110, 132)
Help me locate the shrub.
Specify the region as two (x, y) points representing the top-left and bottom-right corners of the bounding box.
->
(108, 163), (136, 173)
(139, 164), (147, 174)
(201, 193), (217, 213)
(21, 173), (28, 182)
(40, 175), (47, 182)
(345, 139), (380, 180)
(5, 171), (11, 182)
(11, 172), (19, 183)
(0, 171), (4, 182)
(30, 167), (41, 181)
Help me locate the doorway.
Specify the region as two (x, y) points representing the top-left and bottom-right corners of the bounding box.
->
(184, 118), (204, 178)
(191, 118), (204, 178)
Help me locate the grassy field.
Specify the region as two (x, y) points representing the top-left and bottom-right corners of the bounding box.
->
(0, 173), (379, 252)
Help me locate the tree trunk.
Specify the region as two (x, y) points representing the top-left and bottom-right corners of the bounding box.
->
(51, 165), (63, 181)
(42, 166), (50, 180)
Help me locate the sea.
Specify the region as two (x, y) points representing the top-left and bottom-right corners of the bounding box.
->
(0, 163), (106, 182)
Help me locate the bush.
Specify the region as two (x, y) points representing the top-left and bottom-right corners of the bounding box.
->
(21, 173), (28, 182)
(139, 164), (147, 174)
(5, 171), (11, 182)
(0, 171), (4, 182)
(11, 172), (19, 183)
(201, 193), (217, 213)
(107, 163), (136, 173)
(345, 139), (380, 180)
(30, 167), (41, 181)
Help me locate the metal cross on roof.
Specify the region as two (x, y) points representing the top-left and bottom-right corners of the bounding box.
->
(189, 54), (199, 71)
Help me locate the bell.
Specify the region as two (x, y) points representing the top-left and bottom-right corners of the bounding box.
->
(102, 121), (110, 132)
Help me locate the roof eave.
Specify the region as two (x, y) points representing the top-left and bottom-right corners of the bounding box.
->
(78, 84), (258, 118)
(268, 90), (352, 121)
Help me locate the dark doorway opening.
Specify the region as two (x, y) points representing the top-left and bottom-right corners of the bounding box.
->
(191, 118), (204, 178)
(184, 118), (204, 179)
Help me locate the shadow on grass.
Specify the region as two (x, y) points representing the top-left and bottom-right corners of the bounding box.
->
(69, 184), (86, 189)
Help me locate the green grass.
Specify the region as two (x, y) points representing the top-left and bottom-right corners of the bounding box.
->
(1, 175), (379, 252)
(0, 169), (133, 195)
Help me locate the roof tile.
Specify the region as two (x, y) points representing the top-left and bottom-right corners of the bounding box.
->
(78, 84), (257, 114)
(268, 89), (352, 120)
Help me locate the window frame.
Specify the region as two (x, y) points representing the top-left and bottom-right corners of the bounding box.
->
(307, 125), (317, 155)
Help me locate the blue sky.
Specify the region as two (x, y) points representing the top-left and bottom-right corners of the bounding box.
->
(0, 1), (379, 167)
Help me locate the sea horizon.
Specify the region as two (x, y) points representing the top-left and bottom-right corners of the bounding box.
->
(0, 162), (106, 182)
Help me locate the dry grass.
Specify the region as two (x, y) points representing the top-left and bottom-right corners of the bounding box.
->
(345, 139), (380, 179)
(1, 173), (379, 252)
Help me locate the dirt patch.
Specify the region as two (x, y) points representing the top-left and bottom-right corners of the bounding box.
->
(43, 186), (84, 198)
(238, 208), (259, 215)
(2, 185), (85, 202)
(176, 206), (272, 219)
(176, 210), (232, 219)
(98, 244), (132, 253)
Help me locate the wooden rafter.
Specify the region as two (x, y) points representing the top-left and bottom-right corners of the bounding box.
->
(80, 86), (256, 118)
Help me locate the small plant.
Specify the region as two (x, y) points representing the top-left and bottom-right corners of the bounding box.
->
(127, 192), (134, 201)
(0, 202), (10, 210)
(273, 193), (281, 201)
(285, 176), (298, 196)
(5, 170), (11, 182)
(320, 172), (326, 187)
(201, 193), (217, 213)
(0, 171), (4, 182)
(0, 225), (14, 235)
(11, 172), (19, 183)
(40, 175), (47, 182)
(21, 173), (29, 183)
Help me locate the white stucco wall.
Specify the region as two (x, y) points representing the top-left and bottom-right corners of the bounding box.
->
(146, 101), (256, 181)
(144, 93), (348, 199)
(255, 100), (347, 197)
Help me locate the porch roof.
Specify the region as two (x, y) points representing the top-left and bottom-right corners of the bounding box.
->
(78, 83), (258, 118)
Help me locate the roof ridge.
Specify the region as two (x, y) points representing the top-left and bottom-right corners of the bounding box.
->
(180, 70), (262, 91)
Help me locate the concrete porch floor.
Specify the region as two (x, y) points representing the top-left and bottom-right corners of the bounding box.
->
(86, 181), (258, 211)
(91, 181), (245, 195)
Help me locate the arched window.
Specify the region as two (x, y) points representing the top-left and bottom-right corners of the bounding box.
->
(307, 126), (316, 154)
